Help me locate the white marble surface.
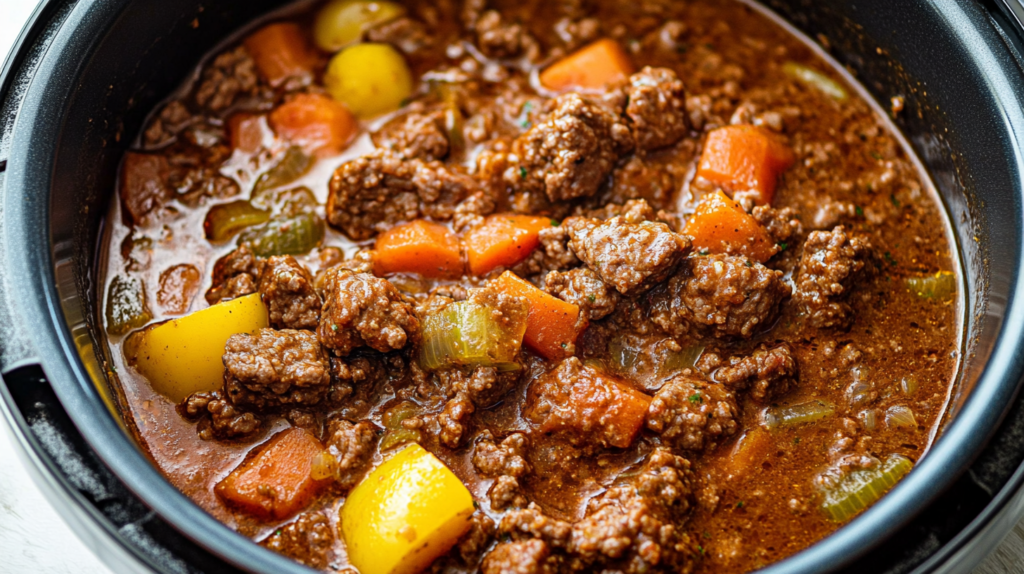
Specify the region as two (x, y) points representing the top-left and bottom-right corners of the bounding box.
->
(0, 1), (1022, 573)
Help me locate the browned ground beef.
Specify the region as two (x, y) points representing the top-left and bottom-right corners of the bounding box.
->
(795, 226), (872, 328)
(645, 373), (738, 450)
(206, 245), (264, 304)
(194, 46), (258, 112)
(752, 205), (803, 243)
(698, 342), (798, 402)
(372, 111), (450, 161)
(544, 267), (619, 321)
(259, 510), (333, 570)
(482, 539), (555, 574)
(223, 328), (331, 409)
(323, 418), (377, 489)
(565, 211), (690, 296)
(317, 269), (420, 356)
(326, 149), (476, 240)
(511, 94), (633, 202)
(179, 390), (261, 440)
(649, 254), (790, 338)
(259, 256), (320, 330)
(623, 67), (689, 151)
(473, 431), (532, 509)
(499, 503), (572, 547)
(475, 10), (540, 60)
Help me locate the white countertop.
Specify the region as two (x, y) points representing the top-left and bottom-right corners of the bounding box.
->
(0, 1), (1022, 573)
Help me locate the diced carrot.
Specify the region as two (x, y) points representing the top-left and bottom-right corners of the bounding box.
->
(494, 271), (582, 360)
(215, 428), (328, 520)
(534, 361), (651, 448)
(374, 220), (464, 279)
(683, 190), (778, 263)
(463, 214), (556, 276)
(696, 124), (796, 205)
(717, 427), (773, 480)
(243, 22), (318, 87)
(227, 112), (267, 153)
(269, 93), (358, 156)
(539, 38), (635, 92)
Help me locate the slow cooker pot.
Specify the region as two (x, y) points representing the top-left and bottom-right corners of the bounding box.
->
(3, 0), (1024, 572)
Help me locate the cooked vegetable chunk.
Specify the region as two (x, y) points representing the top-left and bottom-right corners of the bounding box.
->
(325, 43), (413, 119)
(783, 61), (849, 101)
(906, 271), (956, 301)
(494, 271), (582, 360)
(697, 125), (795, 205)
(821, 455), (913, 521)
(684, 190), (778, 263)
(269, 93), (359, 156)
(374, 219), (464, 279)
(216, 427), (329, 520)
(127, 293), (269, 402)
(243, 23), (317, 87)
(238, 213), (325, 257)
(764, 400), (835, 429)
(204, 200), (271, 242)
(106, 275), (153, 335)
(464, 215), (555, 276)
(341, 444), (475, 574)
(314, 0), (406, 51)
(539, 38), (634, 92)
(418, 290), (528, 371)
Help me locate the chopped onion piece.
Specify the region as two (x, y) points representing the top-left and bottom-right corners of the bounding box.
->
(858, 409), (879, 431)
(900, 376), (918, 395)
(782, 61), (849, 101)
(821, 455), (913, 522)
(310, 450), (338, 481)
(418, 300), (527, 371)
(906, 271), (956, 301)
(764, 400), (834, 429)
(252, 146), (314, 196)
(886, 405), (917, 429)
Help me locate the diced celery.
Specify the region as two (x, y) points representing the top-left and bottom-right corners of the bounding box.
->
(105, 275), (152, 335)
(203, 200), (271, 242)
(238, 213), (325, 257)
(252, 146), (314, 197)
(906, 271), (956, 301)
(782, 61), (849, 101)
(418, 300), (527, 371)
(764, 400), (834, 429)
(380, 401), (423, 451)
(821, 455), (913, 522)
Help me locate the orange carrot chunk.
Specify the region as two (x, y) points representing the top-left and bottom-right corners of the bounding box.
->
(494, 271), (582, 360)
(463, 215), (556, 276)
(684, 190), (778, 263)
(374, 220), (464, 279)
(269, 93), (358, 156)
(215, 428), (328, 520)
(539, 38), (635, 92)
(716, 426), (772, 480)
(696, 124), (796, 205)
(227, 112), (267, 153)
(244, 22), (318, 87)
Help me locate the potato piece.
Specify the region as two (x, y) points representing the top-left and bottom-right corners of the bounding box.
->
(341, 444), (475, 574)
(325, 43), (413, 119)
(314, 0), (406, 52)
(127, 293), (269, 402)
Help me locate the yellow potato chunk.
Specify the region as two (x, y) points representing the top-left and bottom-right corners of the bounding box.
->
(324, 43), (413, 119)
(341, 444), (475, 574)
(313, 0), (405, 52)
(127, 294), (269, 402)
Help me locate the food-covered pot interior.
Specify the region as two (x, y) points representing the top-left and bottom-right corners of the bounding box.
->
(85, 0), (978, 572)
(24, 0), (1020, 573)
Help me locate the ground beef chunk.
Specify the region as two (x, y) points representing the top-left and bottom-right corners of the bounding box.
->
(795, 226), (872, 329)
(565, 211), (690, 296)
(475, 10), (540, 60)
(259, 511), (333, 570)
(180, 391), (261, 440)
(752, 205), (803, 244)
(645, 373), (739, 450)
(510, 225), (581, 277)
(482, 540), (555, 574)
(223, 329), (331, 410)
(499, 503), (572, 547)
(206, 245), (264, 304)
(510, 94), (632, 202)
(569, 448), (695, 573)
(194, 46), (258, 112)
(544, 267), (620, 321)
(623, 67), (689, 151)
(144, 100), (193, 147)
(372, 111), (449, 161)
(326, 149), (476, 240)
(318, 269), (419, 356)
(259, 256), (320, 330)
(455, 513), (497, 566)
(439, 391), (475, 448)
(698, 342), (798, 402)
(323, 418), (378, 489)
(649, 255), (790, 339)
(473, 431), (532, 509)
(526, 358), (648, 449)
(366, 16), (431, 54)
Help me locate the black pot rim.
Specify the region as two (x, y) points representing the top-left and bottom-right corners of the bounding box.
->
(2, 1), (1024, 573)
